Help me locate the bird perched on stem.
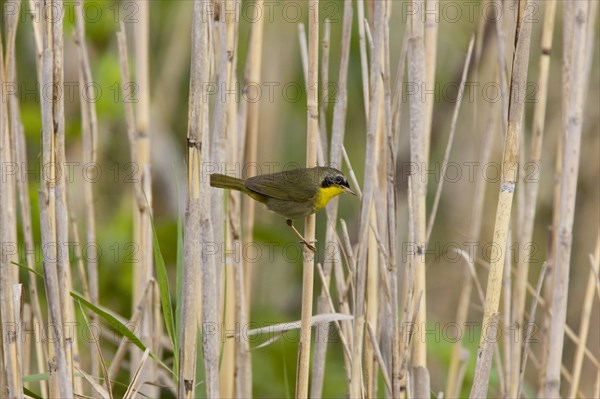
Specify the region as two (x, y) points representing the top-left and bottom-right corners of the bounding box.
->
(210, 166), (356, 252)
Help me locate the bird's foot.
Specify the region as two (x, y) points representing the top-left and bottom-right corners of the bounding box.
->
(302, 240), (317, 253)
(287, 219), (317, 253)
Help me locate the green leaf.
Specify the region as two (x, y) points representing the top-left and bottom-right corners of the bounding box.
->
(11, 261), (43, 279)
(70, 291), (172, 376)
(23, 387), (44, 399)
(150, 215), (178, 380)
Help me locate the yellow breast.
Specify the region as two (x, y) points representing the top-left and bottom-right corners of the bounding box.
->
(315, 186), (345, 211)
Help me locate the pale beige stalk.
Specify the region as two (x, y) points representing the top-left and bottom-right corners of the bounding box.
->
(406, 0), (430, 395)
(509, 2), (557, 396)
(310, 2), (353, 396)
(296, 0), (318, 396)
(237, 0), (265, 394)
(544, 1), (591, 396)
(177, 1), (208, 397)
(423, 0), (438, 165)
(217, 1), (240, 395)
(469, 1), (534, 397)
(350, 1), (385, 397)
(74, 0), (100, 380)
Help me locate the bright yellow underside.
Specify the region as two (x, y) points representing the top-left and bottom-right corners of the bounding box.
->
(315, 186), (345, 211)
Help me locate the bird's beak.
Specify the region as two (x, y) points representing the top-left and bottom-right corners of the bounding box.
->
(342, 186), (357, 196)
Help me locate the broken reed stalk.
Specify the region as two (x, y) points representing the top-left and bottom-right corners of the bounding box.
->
(310, 1), (353, 396)
(469, 0), (534, 396)
(544, 3), (592, 396)
(74, 0), (100, 380)
(295, 0), (318, 396)
(509, 0), (556, 396)
(177, 0), (207, 397)
(406, 0), (430, 396)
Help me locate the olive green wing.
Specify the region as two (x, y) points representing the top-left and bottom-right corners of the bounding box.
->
(245, 168), (320, 201)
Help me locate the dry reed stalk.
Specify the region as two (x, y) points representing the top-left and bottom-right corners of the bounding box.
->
(134, 3), (158, 393)
(0, 34), (19, 399)
(366, 20), (388, 394)
(544, 1), (591, 396)
(39, 188), (73, 398)
(537, 126), (564, 395)
(215, 1), (240, 395)
(446, 92), (500, 398)
(493, 1), (510, 133)
(196, 27), (221, 399)
(350, 1), (385, 397)
(508, 2), (557, 396)
(469, 0), (533, 397)
(37, 4), (74, 393)
(425, 37), (475, 242)
(310, 2), (353, 396)
(406, 0), (430, 396)
(14, 123), (47, 397)
(39, 15), (60, 394)
(356, 0), (369, 118)
(516, 261), (549, 398)
(317, 19), (331, 163)
(211, 1), (228, 317)
(178, 2), (209, 397)
(50, 0), (81, 392)
(117, 20), (157, 397)
(295, 0), (319, 396)
(74, 0), (100, 380)
(367, 12), (393, 393)
(1, 4), (26, 396)
(236, 0), (265, 394)
(108, 280), (153, 383)
(380, 5), (403, 397)
(314, 263), (352, 360)
(365, 221), (379, 398)
(366, 322), (392, 393)
(567, 234), (600, 397)
(423, 0), (439, 165)
(502, 229), (512, 397)
(241, 0), (265, 332)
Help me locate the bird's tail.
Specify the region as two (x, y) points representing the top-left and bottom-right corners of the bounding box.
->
(209, 174), (248, 193)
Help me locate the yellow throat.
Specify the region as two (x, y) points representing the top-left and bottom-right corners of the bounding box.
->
(315, 186), (345, 211)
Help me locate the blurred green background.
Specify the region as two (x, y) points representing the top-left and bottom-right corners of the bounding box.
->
(7, 0), (599, 397)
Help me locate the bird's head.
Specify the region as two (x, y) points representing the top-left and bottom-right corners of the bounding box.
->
(320, 168), (357, 196)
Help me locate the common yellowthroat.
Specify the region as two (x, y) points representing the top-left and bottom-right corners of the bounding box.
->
(210, 166), (356, 251)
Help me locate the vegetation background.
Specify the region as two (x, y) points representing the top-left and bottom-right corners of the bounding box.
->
(1, 0), (598, 398)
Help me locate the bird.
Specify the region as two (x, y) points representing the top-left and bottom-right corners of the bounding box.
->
(209, 166), (356, 251)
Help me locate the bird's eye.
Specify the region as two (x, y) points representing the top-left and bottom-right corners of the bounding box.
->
(335, 175), (343, 184)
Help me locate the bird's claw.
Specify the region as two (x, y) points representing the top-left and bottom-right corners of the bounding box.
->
(302, 240), (317, 253)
